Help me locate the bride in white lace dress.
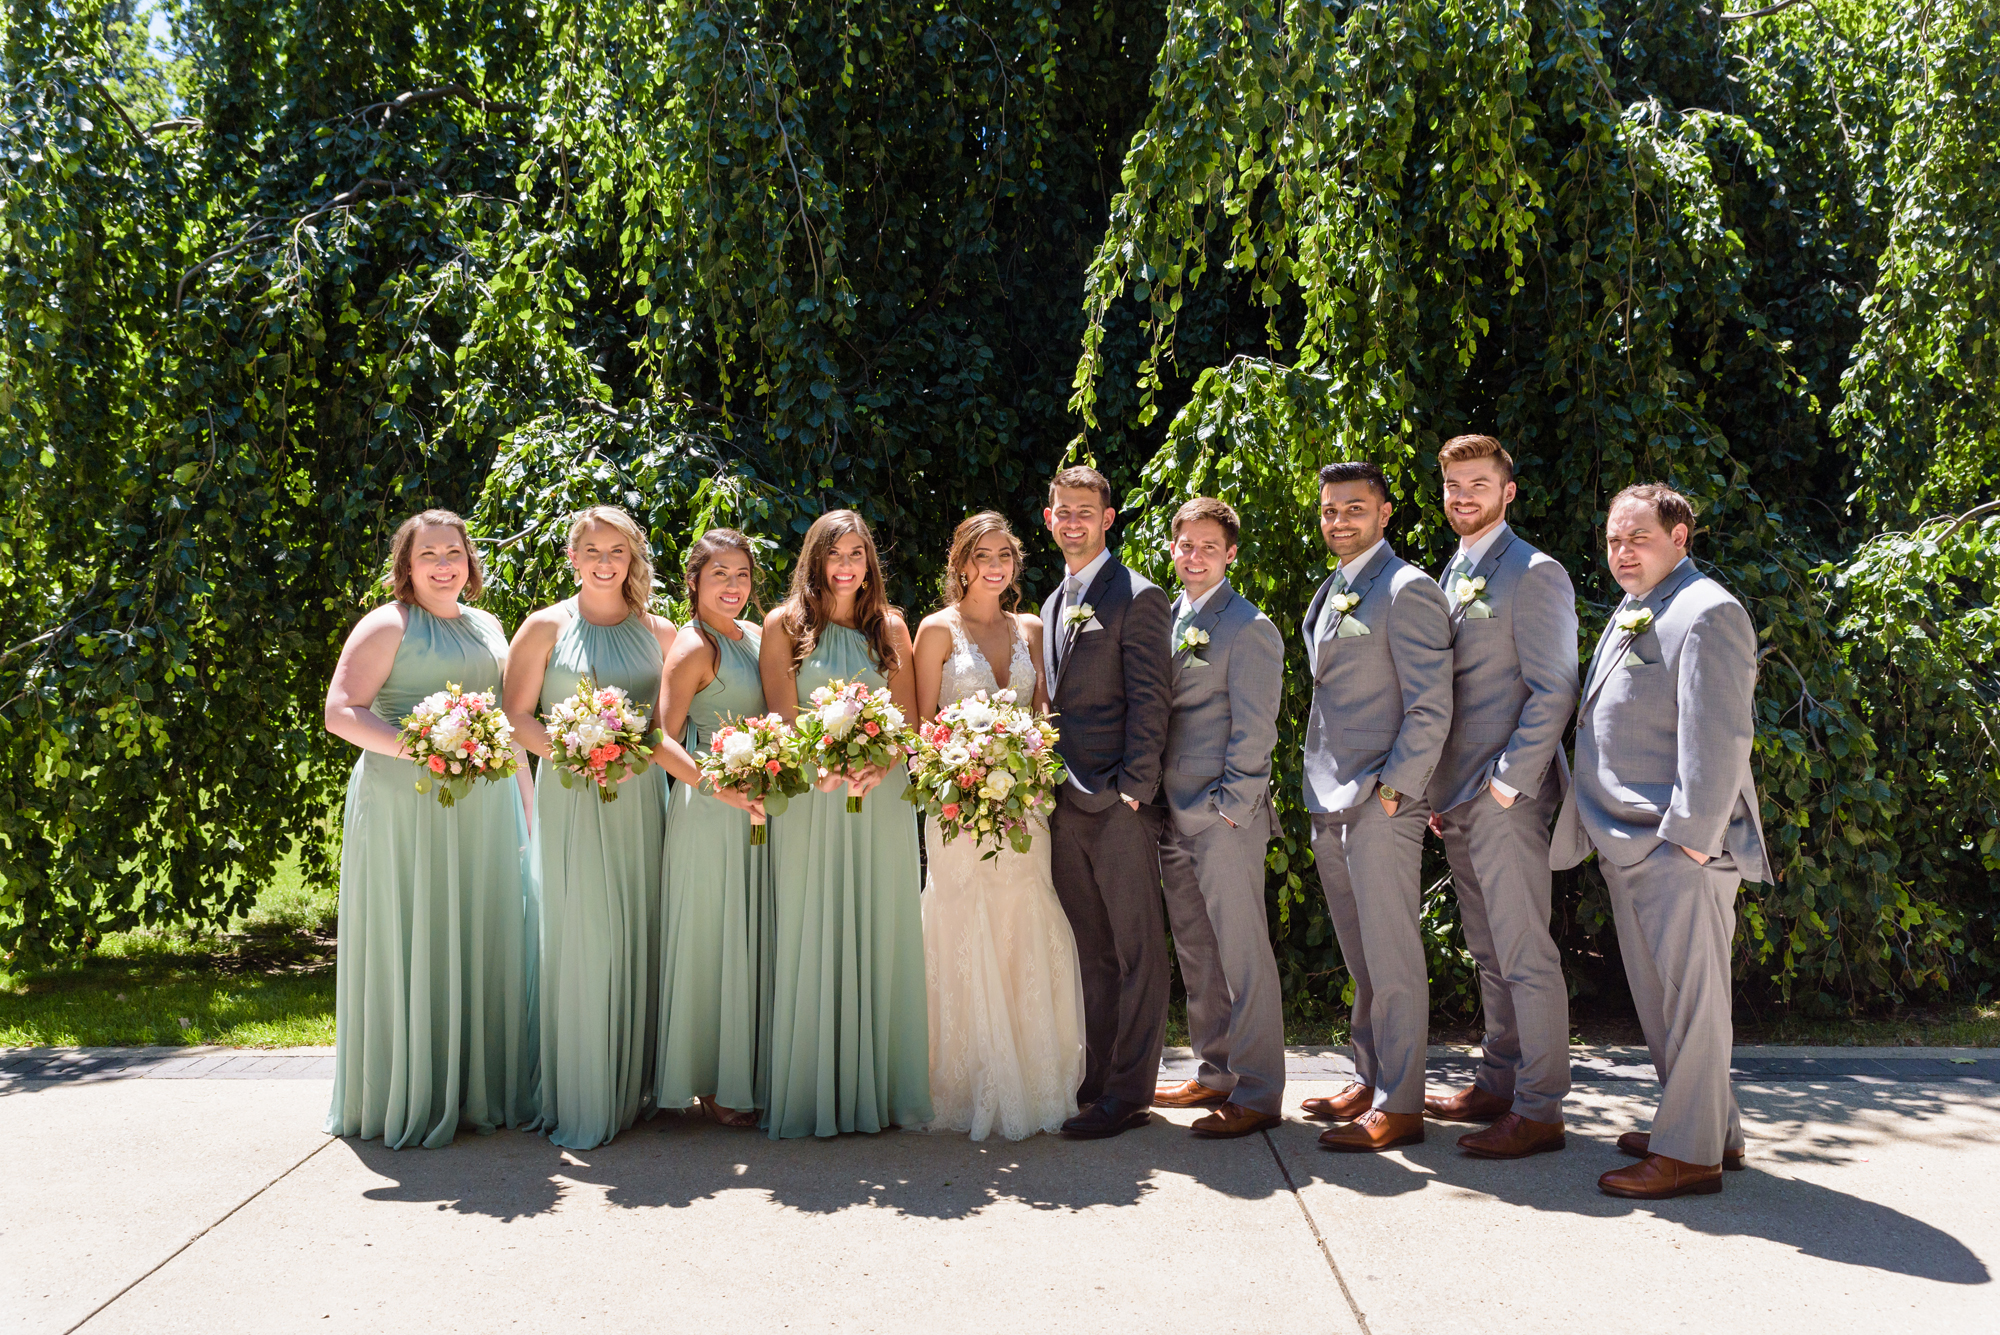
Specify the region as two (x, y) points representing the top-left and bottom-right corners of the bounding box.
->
(910, 512), (1087, 1140)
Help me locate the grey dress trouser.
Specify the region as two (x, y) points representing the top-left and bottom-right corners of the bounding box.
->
(1436, 787), (1571, 1122)
(1604, 839), (1746, 1166)
(1311, 796), (1431, 1115)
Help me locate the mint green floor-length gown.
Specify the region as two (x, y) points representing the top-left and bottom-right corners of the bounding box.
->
(325, 604), (538, 1150)
(764, 622), (934, 1138)
(656, 623), (772, 1113)
(529, 599), (667, 1150)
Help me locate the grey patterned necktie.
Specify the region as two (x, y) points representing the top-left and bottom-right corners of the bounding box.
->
(1054, 574), (1081, 673)
(1443, 551), (1473, 609)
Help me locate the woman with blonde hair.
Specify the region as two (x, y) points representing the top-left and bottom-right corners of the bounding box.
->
(910, 512), (1085, 1139)
(505, 505), (677, 1149)
(322, 509), (538, 1148)
(654, 529), (771, 1128)
(757, 510), (932, 1138)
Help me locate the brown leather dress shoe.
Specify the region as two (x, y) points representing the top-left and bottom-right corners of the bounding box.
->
(1191, 1102), (1284, 1139)
(1317, 1109), (1425, 1152)
(1423, 1083), (1512, 1122)
(1457, 1111), (1564, 1159)
(1599, 1153), (1723, 1199)
(1299, 1082), (1374, 1121)
(1154, 1078), (1231, 1108)
(1616, 1131), (1745, 1170)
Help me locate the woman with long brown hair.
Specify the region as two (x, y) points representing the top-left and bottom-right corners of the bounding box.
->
(910, 512), (1084, 1140)
(322, 510), (538, 1148)
(756, 510), (933, 1138)
(654, 529), (771, 1128)
(504, 505), (677, 1149)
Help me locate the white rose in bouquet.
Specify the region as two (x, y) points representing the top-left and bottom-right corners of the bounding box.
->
(818, 697), (862, 739)
(720, 729), (759, 768)
(982, 769), (1016, 800)
(879, 703), (905, 731)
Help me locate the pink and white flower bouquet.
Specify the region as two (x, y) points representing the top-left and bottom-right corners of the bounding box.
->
(398, 683), (520, 808)
(791, 677), (914, 813)
(544, 678), (663, 803)
(903, 688), (1067, 858)
(696, 712), (811, 844)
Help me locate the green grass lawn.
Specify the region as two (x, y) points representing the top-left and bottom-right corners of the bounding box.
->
(7, 857), (1997, 1051)
(0, 852), (337, 1049)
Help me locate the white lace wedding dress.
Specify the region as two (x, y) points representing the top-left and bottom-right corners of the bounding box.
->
(922, 615), (1087, 1140)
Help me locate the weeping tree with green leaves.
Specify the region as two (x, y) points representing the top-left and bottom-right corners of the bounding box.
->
(2, 0), (1993, 1019)
(0, 0), (1171, 959)
(1068, 0), (1998, 1015)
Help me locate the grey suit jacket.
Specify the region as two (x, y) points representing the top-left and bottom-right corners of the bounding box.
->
(1300, 545), (1454, 814)
(1038, 554), (1173, 813)
(1161, 581), (1285, 838)
(1427, 525), (1581, 813)
(1551, 559), (1771, 881)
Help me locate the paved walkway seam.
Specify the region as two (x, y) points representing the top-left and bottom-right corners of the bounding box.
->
(1261, 1128), (1372, 1335)
(60, 1134), (336, 1335)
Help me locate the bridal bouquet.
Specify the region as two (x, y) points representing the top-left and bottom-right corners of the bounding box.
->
(904, 689), (1067, 858)
(792, 677), (914, 812)
(696, 712), (810, 844)
(398, 684), (519, 808)
(544, 678), (663, 803)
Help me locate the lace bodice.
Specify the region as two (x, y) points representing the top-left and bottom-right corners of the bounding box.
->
(940, 613), (1037, 710)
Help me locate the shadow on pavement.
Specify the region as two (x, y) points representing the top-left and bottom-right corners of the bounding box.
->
(338, 1106), (1292, 1222)
(1280, 1083), (1993, 1286)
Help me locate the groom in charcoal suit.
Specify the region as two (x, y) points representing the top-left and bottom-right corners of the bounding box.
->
(1040, 465), (1175, 1140)
(1422, 434), (1580, 1159)
(1554, 483), (1770, 1199)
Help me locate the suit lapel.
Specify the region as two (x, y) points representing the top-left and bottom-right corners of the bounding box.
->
(1054, 555), (1120, 694)
(1447, 528), (1516, 626)
(1579, 560), (1703, 714)
(1316, 548), (1391, 678)
(1173, 583), (1232, 680)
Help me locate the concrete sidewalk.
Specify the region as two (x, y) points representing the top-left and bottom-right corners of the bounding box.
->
(3, 1049), (1994, 1334)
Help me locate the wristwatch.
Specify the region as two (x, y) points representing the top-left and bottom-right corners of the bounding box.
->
(1377, 785), (1401, 803)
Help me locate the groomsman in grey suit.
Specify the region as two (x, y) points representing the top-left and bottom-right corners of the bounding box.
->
(1039, 465), (1175, 1141)
(1421, 434), (1580, 1160)
(1299, 462), (1454, 1153)
(1553, 483), (1770, 1199)
(1148, 498), (1288, 1138)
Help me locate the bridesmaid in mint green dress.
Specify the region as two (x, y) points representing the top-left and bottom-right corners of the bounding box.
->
(758, 510), (933, 1138)
(655, 529), (772, 1128)
(321, 510), (538, 1149)
(505, 506), (677, 1150)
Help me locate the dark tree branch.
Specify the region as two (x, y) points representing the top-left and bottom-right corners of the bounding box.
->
(1709, 0), (1815, 20)
(350, 82), (531, 127)
(176, 179), (420, 306)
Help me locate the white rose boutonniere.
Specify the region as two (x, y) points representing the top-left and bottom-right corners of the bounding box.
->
(1452, 574), (1488, 605)
(1063, 602), (1095, 629)
(1176, 625), (1210, 667)
(1613, 607), (1655, 634)
(1328, 591), (1361, 614)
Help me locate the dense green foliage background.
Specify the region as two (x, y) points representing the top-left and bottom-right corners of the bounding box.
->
(2, 0), (1994, 1021)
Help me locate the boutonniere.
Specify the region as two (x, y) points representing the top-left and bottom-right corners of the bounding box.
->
(1452, 574), (1487, 604)
(1328, 591), (1361, 614)
(1176, 626), (1210, 655)
(1063, 603), (1095, 629)
(1613, 607), (1654, 634)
